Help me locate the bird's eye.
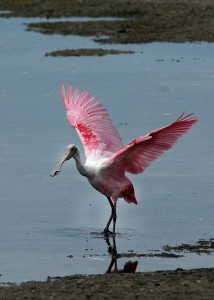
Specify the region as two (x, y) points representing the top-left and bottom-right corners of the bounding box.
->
(71, 146), (77, 154)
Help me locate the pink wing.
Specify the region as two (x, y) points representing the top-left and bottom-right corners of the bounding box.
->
(60, 85), (123, 158)
(103, 113), (198, 174)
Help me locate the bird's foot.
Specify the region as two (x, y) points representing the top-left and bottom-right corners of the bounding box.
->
(103, 228), (117, 255)
(102, 229), (114, 237)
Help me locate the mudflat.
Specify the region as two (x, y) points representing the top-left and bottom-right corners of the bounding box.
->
(0, 268), (214, 300)
(1, 1), (214, 44)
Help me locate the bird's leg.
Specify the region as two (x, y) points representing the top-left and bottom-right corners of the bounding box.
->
(102, 197), (114, 236)
(104, 234), (117, 255)
(112, 201), (117, 237)
(106, 257), (118, 273)
(112, 234), (117, 253)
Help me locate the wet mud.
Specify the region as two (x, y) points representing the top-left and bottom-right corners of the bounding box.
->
(1, 0), (214, 56)
(45, 48), (134, 57)
(0, 268), (214, 300)
(164, 238), (214, 255)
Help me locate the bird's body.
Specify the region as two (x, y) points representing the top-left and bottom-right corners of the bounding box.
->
(71, 147), (137, 204)
(88, 165), (136, 204)
(51, 85), (198, 240)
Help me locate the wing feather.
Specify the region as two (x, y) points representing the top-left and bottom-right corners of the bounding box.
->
(103, 113), (198, 174)
(60, 85), (123, 158)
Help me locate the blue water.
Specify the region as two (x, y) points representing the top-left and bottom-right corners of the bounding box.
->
(0, 16), (213, 283)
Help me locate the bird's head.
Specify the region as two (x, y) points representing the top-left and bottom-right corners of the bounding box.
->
(50, 144), (77, 177)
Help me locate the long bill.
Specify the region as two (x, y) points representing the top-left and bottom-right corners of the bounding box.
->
(50, 150), (71, 177)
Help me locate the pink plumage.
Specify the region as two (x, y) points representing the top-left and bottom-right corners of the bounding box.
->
(52, 84), (198, 239)
(60, 85), (123, 159)
(104, 112), (197, 175)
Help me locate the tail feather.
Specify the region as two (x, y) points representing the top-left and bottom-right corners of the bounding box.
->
(123, 184), (138, 204)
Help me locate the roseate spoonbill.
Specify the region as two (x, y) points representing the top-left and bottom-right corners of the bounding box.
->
(51, 85), (198, 238)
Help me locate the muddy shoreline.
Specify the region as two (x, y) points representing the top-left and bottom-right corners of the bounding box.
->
(0, 268), (214, 300)
(1, 0), (213, 298)
(0, 238), (213, 299)
(1, 0), (214, 56)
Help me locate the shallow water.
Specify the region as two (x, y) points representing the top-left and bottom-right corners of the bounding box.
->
(0, 17), (213, 283)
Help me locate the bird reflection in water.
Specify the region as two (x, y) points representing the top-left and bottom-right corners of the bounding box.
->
(104, 234), (138, 274)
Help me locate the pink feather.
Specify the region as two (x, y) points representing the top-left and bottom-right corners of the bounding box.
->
(60, 85), (123, 158)
(103, 112), (198, 174)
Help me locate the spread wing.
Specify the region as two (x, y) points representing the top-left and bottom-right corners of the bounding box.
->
(60, 85), (123, 159)
(103, 113), (198, 174)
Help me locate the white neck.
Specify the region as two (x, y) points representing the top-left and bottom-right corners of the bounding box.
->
(73, 149), (88, 177)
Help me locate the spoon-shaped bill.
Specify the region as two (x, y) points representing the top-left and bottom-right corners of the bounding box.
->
(50, 150), (71, 177)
